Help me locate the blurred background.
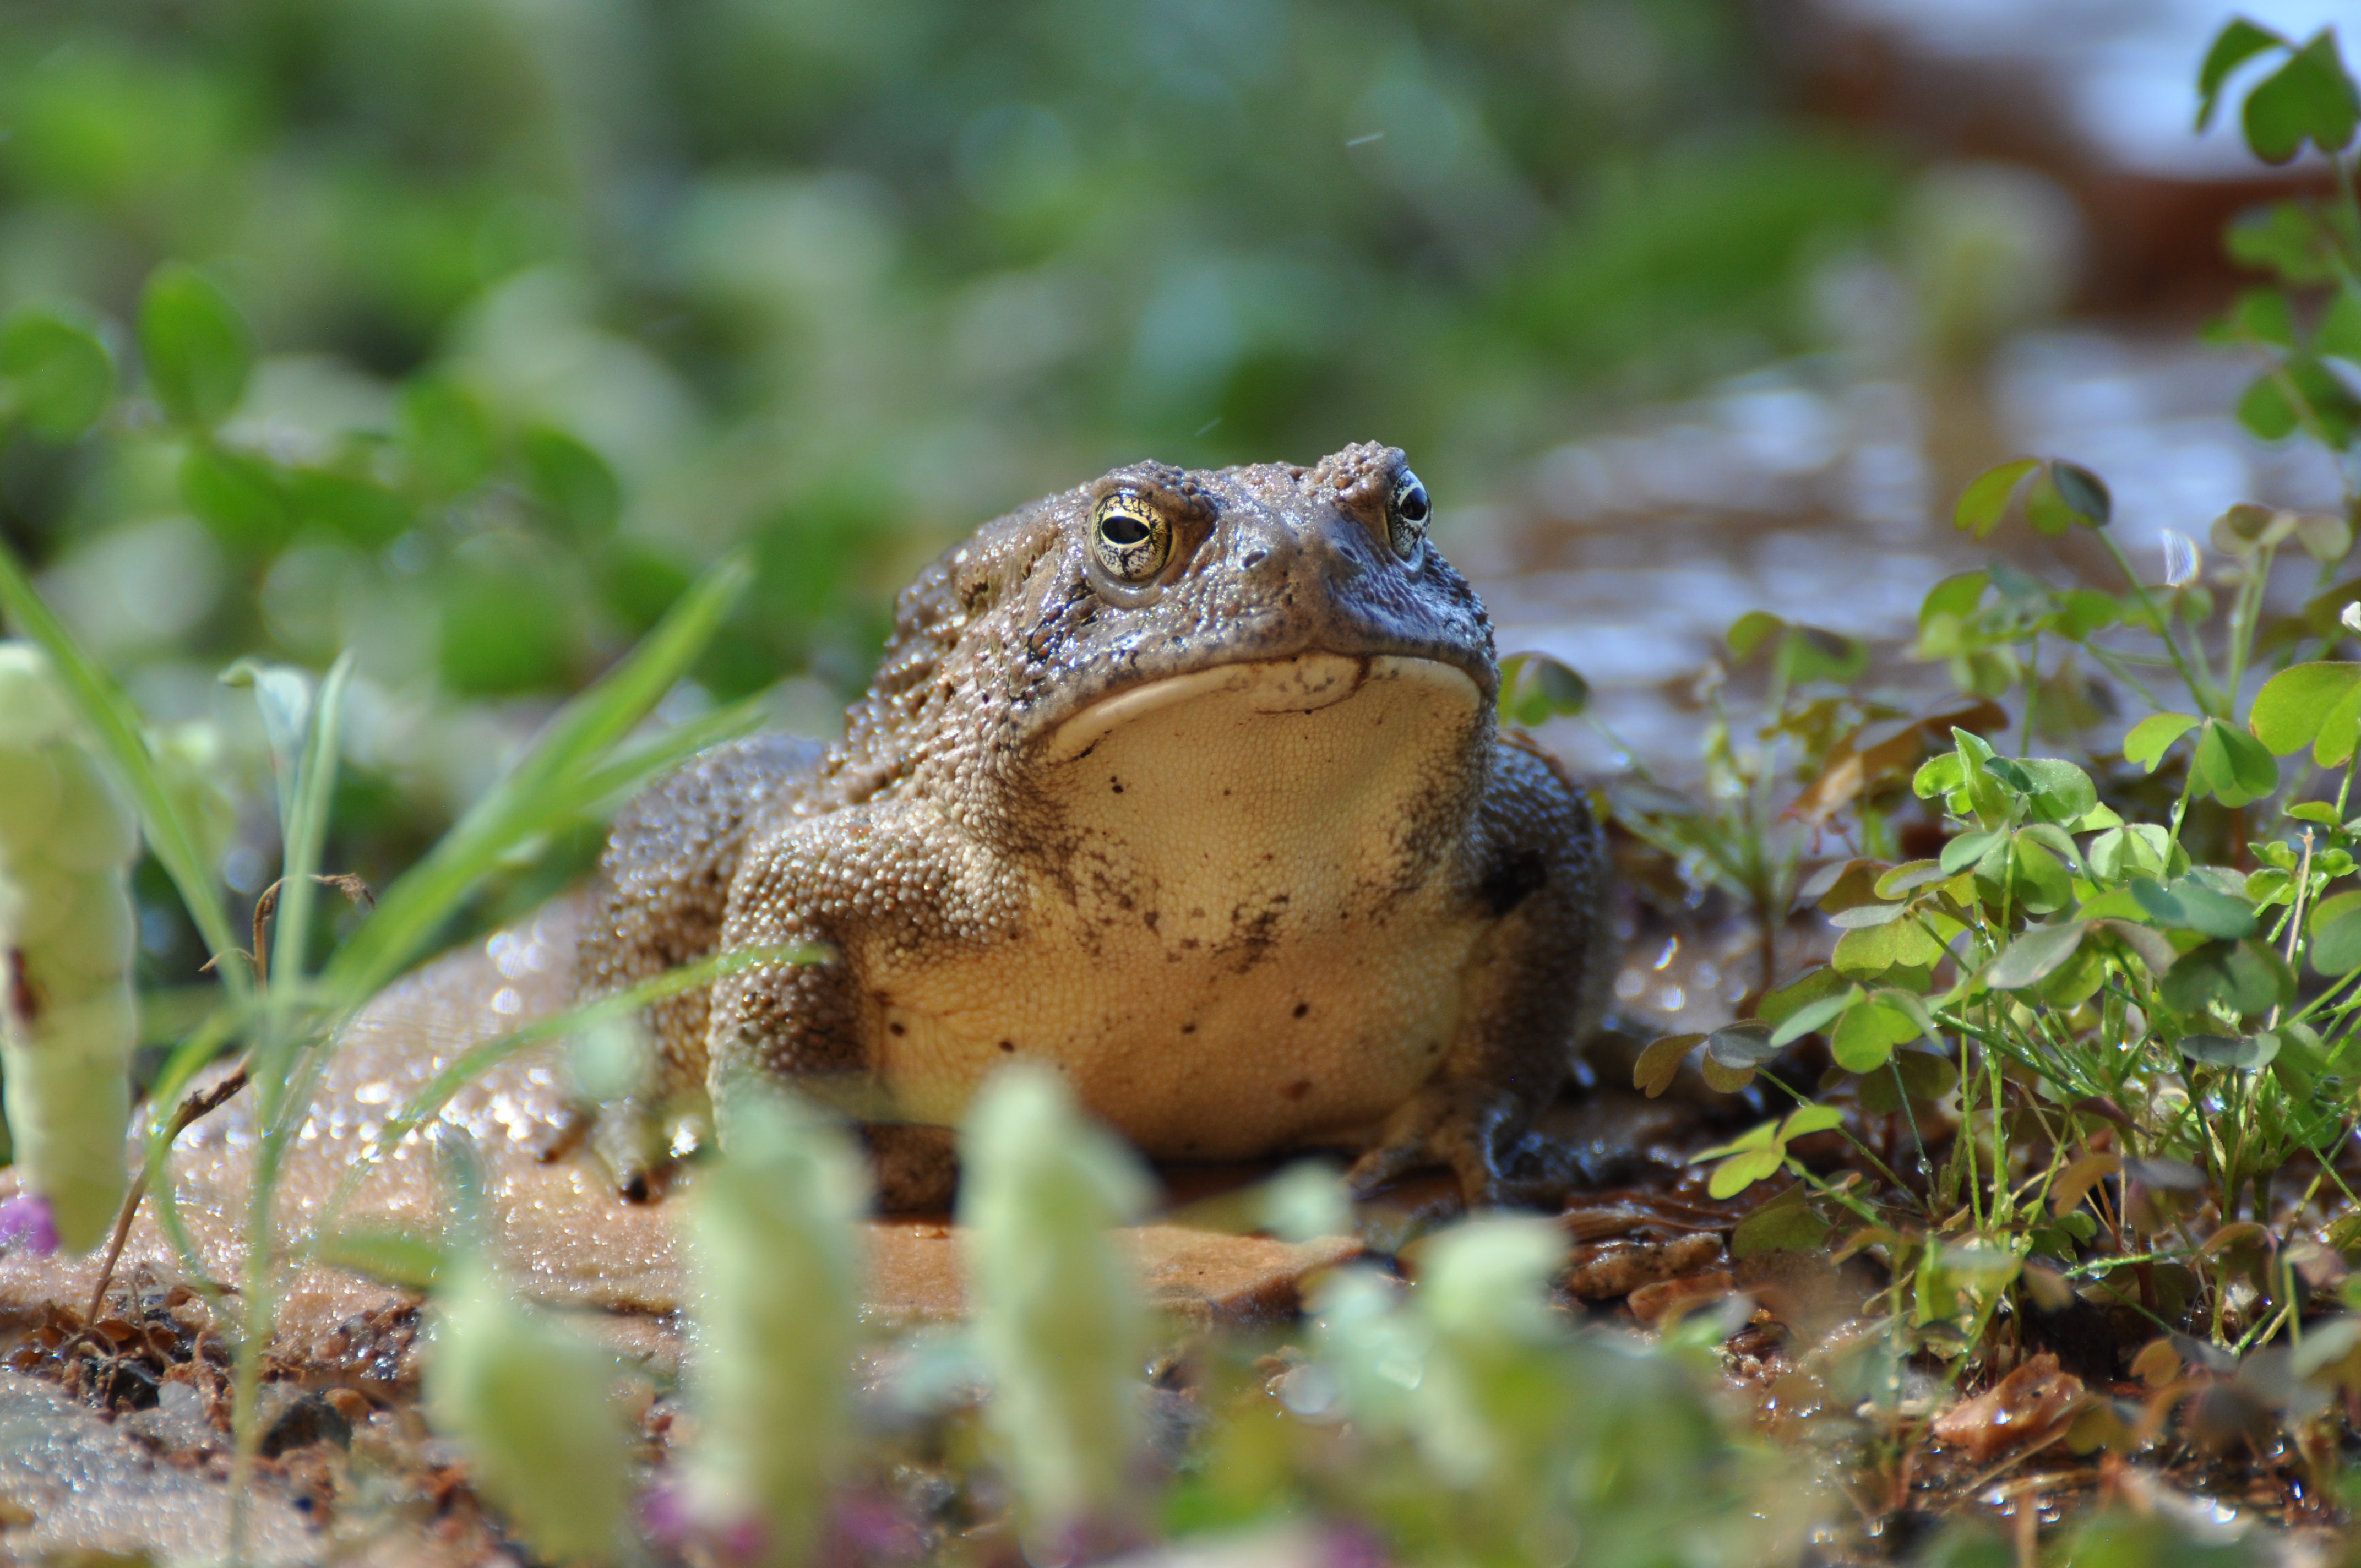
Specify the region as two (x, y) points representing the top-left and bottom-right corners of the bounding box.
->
(0, 0), (2350, 992)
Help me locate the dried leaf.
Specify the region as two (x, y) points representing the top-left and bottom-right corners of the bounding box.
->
(1632, 1033), (1703, 1098)
(2130, 1338), (2180, 1388)
(1927, 1353), (2085, 1463)
(2050, 1150), (2121, 1216)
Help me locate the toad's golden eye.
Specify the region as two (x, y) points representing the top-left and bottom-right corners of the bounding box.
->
(1386, 470), (1430, 559)
(1090, 491), (1172, 584)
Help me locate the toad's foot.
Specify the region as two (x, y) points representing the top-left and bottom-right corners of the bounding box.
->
(1345, 1082), (1579, 1210)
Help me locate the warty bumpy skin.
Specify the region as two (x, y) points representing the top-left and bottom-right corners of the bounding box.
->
(575, 442), (1617, 1209)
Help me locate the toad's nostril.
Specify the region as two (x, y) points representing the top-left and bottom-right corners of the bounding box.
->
(1241, 549), (1269, 570)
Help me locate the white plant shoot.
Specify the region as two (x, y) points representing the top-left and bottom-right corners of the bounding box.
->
(958, 1063), (1154, 1532)
(0, 640), (139, 1252)
(681, 1088), (869, 1564)
(425, 1257), (630, 1564)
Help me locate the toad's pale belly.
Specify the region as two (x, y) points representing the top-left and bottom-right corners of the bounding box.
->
(860, 654), (1493, 1157)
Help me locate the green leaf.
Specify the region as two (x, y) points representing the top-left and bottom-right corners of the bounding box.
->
(1987, 921), (2088, 990)
(2013, 758), (2097, 825)
(1955, 458), (2039, 537)
(399, 379), (495, 498)
(2047, 461), (2112, 527)
(2320, 284), (2361, 364)
(2054, 589), (2120, 641)
(2009, 835), (2076, 914)
(2159, 938), (2293, 1019)
(2250, 662), (2361, 756)
(1891, 1049), (1958, 1100)
(2310, 889), (2361, 974)
(1689, 1119), (1782, 1163)
(2193, 717), (2280, 807)
(2177, 1033), (2280, 1072)
(2242, 30), (2360, 163)
(1830, 995), (1917, 1073)
(1780, 1104), (1846, 1139)
(1769, 985), (1862, 1048)
(181, 443), (293, 559)
(2088, 824), (2174, 885)
(292, 469), (412, 550)
(2239, 368), (2303, 440)
(1831, 916), (1944, 980)
(0, 306), (115, 440)
(1775, 624), (1868, 686)
(138, 263), (252, 429)
(521, 426), (621, 536)
(1707, 1146), (1787, 1201)
(2227, 287), (2298, 349)
(1702, 1023), (1778, 1070)
(2198, 18), (2286, 129)
(1919, 571), (1989, 627)
(1758, 965), (1848, 1028)
(2023, 470), (2075, 536)
(1498, 652), (1590, 727)
(1727, 609), (1785, 660)
(1940, 829), (2004, 875)
(1732, 1185), (1828, 1258)
(2123, 712), (2200, 772)
(2130, 876), (2257, 939)
(2228, 200), (2340, 284)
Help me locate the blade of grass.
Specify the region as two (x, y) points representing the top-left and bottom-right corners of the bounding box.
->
(0, 540), (247, 997)
(553, 691), (773, 819)
(322, 553), (750, 1004)
(265, 654), (353, 1052)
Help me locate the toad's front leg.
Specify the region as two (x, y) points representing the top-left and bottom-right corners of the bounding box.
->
(705, 802), (1017, 1211)
(1346, 737), (1615, 1207)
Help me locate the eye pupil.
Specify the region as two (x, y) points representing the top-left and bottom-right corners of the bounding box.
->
(1089, 493), (1173, 586)
(1397, 482), (1429, 524)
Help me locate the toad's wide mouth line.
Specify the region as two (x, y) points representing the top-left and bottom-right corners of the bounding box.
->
(1040, 651), (1481, 765)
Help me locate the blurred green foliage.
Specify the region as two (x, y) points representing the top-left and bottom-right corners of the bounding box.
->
(0, 0), (1895, 967)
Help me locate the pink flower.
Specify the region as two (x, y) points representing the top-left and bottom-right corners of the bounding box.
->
(0, 1195), (58, 1256)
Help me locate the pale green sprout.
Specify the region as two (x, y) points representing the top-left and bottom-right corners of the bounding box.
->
(425, 1256), (631, 1565)
(0, 640), (139, 1251)
(958, 1063), (1153, 1531)
(1305, 1264), (1429, 1433)
(1259, 1158), (1353, 1243)
(682, 1088), (869, 1565)
(1408, 1216), (1575, 1489)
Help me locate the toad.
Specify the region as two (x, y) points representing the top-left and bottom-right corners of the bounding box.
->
(576, 443), (1613, 1208)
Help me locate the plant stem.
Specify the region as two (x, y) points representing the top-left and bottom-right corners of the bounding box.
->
(2098, 530), (2216, 716)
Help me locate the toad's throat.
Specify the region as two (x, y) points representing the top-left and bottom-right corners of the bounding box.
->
(882, 650), (1494, 1157)
(1025, 650), (1488, 949)
(1043, 651), (1481, 765)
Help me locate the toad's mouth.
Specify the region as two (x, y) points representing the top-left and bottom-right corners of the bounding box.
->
(1042, 651), (1481, 765)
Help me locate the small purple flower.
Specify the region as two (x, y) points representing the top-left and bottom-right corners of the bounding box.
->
(1324, 1522), (1389, 1568)
(713, 1510), (770, 1565)
(829, 1493), (922, 1559)
(638, 1484), (693, 1548)
(0, 1195), (58, 1256)
(637, 1485), (770, 1565)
